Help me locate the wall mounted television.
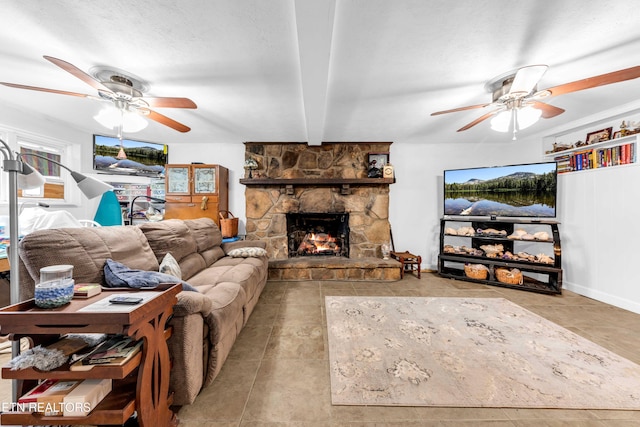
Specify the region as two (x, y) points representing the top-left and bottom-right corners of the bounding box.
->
(443, 162), (557, 218)
(93, 134), (168, 177)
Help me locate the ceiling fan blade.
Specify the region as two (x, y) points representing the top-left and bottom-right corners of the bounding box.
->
(144, 97), (197, 109)
(431, 103), (491, 116)
(43, 55), (112, 93)
(509, 65), (548, 95)
(531, 101), (564, 119)
(544, 65), (640, 97)
(457, 110), (498, 132)
(0, 82), (92, 98)
(145, 109), (191, 133)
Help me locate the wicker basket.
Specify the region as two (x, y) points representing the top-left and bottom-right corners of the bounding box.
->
(495, 268), (523, 285)
(218, 210), (239, 238)
(464, 264), (489, 280)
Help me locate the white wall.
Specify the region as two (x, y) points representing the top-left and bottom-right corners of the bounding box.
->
(540, 102), (640, 314)
(388, 138), (541, 269)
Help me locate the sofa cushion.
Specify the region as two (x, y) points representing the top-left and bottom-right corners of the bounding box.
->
(160, 253), (182, 279)
(138, 218), (225, 281)
(19, 226), (159, 288)
(226, 247), (267, 258)
(188, 257), (264, 303)
(138, 219), (198, 262)
(185, 218), (223, 250)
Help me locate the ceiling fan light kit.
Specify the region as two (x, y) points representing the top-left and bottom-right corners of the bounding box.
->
(94, 106), (148, 133)
(0, 55), (197, 133)
(432, 63), (640, 138)
(490, 105), (542, 139)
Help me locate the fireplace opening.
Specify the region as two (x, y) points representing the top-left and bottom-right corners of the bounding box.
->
(286, 213), (349, 257)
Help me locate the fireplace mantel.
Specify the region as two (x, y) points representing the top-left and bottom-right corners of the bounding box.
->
(240, 178), (395, 185)
(240, 177), (394, 195)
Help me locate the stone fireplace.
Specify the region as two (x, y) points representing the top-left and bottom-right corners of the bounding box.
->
(241, 142), (400, 281)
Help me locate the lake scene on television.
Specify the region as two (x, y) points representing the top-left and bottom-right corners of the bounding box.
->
(94, 135), (167, 177)
(444, 163), (557, 217)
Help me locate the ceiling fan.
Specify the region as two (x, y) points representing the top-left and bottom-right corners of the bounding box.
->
(431, 64), (640, 135)
(0, 55), (197, 133)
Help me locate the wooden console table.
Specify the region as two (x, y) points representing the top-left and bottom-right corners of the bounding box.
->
(0, 284), (180, 427)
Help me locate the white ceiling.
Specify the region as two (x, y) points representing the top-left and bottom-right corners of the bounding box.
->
(2, 0), (640, 146)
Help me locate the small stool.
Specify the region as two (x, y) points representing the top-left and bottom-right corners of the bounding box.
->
(390, 251), (422, 279)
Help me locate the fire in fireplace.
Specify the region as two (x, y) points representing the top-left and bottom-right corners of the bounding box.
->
(286, 213), (349, 257)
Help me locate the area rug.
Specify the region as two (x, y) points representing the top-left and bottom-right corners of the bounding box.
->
(325, 296), (640, 409)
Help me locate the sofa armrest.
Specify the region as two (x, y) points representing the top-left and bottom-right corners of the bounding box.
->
(221, 240), (267, 254)
(173, 290), (213, 317)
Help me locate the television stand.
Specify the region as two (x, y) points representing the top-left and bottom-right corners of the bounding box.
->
(438, 218), (562, 294)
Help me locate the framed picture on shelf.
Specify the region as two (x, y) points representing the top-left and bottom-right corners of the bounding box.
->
(585, 127), (612, 144)
(367, 152), (389, 178)
(612, 131), (622, 139)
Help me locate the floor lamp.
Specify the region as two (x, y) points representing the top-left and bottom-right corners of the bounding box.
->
(1, 143), (113, 400)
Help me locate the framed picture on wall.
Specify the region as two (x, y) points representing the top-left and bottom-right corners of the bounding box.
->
(367, 152), (389, 178)
(585, 127), (612, 144)
(368, 152), (389, 167)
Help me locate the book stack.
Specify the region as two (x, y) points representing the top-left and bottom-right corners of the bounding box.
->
(18, 379), (82, 415)
(73, 283), (102, 298)
(70, 335), (142, 371)
(17, 378), (112, 416)
(63, 378), (112, 416)
(555, 142), (636, 173)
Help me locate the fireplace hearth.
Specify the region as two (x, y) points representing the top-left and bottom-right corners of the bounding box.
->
(287, 213), (349, 257)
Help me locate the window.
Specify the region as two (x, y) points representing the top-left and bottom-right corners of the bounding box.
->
(19, 145), (64, 199)
(0, 128), (79, 205)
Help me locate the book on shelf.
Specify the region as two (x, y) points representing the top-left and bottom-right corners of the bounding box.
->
(73, 283), (102, 298)
(70, 335), (142, 371)
(554, 142), (637, 172)
(63, 378), (112, 416)
(18, 379), (82, 415)
(45, 335), (91, 357)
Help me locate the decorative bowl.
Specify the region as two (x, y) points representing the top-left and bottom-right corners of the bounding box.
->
(35, 278), (75, 308)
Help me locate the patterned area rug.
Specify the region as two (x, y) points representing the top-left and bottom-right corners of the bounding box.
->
(325, 296), (640, 409)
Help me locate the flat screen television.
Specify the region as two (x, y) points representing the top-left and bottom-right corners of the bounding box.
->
(443, 162), (557, 218)
(93, 134), (168, 177)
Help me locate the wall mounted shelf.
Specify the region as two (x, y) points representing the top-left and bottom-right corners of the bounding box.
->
(239, 177), (395, 195)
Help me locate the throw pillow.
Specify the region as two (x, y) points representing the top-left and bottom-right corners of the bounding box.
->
(103, 259), (198, 292)
(226, 247), (267, 258)
(159, 253), (182, 280)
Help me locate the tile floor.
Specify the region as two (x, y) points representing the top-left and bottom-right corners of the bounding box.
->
(1, 273), (640, 426)
(175, 273), (640, 426)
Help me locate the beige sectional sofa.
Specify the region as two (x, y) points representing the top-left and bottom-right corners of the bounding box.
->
(17, 217), (268, 405)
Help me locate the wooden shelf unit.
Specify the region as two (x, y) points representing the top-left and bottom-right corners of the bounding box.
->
(240, 177), (395, 195)
(0, 285), (180, 427)
(164, 164), (228, 226)
(544, 131), (637, 174)
(437, 218), (563, 294)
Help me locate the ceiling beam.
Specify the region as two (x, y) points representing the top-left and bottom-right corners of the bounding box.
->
(294, 0), (336, 145)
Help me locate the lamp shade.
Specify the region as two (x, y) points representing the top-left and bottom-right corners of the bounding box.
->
(490, 107), (542, 133)
(517, 106), (543, 130)
(17, 162), (46, 190)
(490, 110), (512, 132)
(70, 171), (115, 199)
(93, 190), (123, 226)
(94, 107), (148, 133)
